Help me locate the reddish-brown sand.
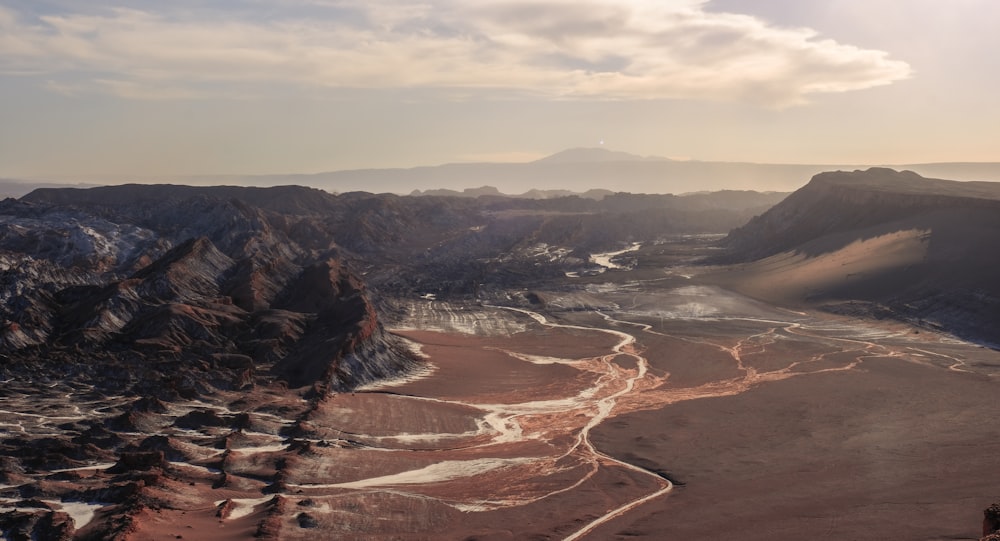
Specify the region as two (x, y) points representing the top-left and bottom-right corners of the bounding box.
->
(217, 292), (999, 540)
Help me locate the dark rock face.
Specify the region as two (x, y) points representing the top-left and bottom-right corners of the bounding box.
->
(297, 512), (319, 528)
(108, 451), (168, 474)
(0, 508), (75, 541)
(0, 186), (418, 396)
(984, 503), (1000, 538)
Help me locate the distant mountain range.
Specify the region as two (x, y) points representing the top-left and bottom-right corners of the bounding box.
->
(408, 185), (618, 200)
(219, 148), (1000, 195)
(5, 148), (1000, 196)
(0, 179), (101, 199)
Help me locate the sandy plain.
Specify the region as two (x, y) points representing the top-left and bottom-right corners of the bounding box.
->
(244, 279), (1000, 539)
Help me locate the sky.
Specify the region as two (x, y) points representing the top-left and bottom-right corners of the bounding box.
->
(1, 0), (998, 181)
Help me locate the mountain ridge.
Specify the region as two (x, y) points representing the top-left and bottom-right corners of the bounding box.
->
(197, 154), (1000, 195)
(7, 150), (1000, 197)
(532, 147), (670, 164)
(715, 167), (1000, 346)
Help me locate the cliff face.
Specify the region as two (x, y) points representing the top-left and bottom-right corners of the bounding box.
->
(723, 168), (1000, 261)
(0, 186), (415, 398)
(718, 168), (1000, 346)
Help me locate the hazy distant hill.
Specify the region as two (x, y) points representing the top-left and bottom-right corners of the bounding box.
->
(533, 148), (670, 164)
(409, 185), (616, 200)
(233, 148), (841, 194)
(15, 148), (1000, 197)
(192, 147), (1000, 195)
(0, 179), (102, 199)
(715, 168), (1000, 346)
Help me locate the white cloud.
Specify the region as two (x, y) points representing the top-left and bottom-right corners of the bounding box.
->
(0, 1), (911, 106)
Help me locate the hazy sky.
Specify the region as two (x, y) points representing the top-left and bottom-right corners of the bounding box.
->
(1, 0), (998, 180)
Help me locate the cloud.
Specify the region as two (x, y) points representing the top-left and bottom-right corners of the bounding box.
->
(0, 1), (911, 106)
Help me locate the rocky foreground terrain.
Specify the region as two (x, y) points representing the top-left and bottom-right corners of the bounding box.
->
(0, 184), (781, 539)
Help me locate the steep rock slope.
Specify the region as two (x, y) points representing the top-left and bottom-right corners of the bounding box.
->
(716, 168), (1000, 345)
(722, 168), (1000, 260)
(0, 187), (416, 397)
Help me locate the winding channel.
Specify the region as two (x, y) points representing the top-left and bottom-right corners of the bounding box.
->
(499, 307), (674, 540)
(300, 304), (675, 539)
(287, 299), (946, 538)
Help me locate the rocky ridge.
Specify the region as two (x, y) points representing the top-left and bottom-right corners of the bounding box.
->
(0, 188), (415, 397)
(719, 168), (1000, 345)
(2, 183), (786, 389)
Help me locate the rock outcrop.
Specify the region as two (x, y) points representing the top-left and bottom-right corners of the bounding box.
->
(0, 186), (417, 396)
(981, 503), (1000, 540)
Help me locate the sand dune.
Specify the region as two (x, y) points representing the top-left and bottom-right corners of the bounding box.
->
(713, 228), (930, 305)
